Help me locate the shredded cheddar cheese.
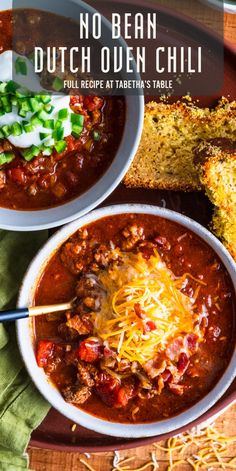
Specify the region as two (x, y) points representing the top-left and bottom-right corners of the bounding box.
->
(78, 405), (236, 471)
(79, 459), (97, 471)
(79, 421), (236, 471)
(154, 424), (236, 470)
(92, 251), (202, 364)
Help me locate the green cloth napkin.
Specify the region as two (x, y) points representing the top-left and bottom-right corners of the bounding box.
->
(0, 230), (51, 471)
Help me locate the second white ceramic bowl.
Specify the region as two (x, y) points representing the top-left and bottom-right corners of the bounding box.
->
(0, 0), (144, 231)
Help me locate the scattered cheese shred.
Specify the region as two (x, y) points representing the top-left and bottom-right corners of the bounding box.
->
(93, 251), (202, 364)
(79, 422), (236, 471)
(79, 459), (97, 471)
(154, 423), (236, 469)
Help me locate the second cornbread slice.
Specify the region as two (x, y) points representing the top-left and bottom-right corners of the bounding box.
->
(124, 99), (236, 191)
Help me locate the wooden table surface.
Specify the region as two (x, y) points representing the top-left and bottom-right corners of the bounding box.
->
(29, 403), (236, 471)
(29, 5), (236, 471)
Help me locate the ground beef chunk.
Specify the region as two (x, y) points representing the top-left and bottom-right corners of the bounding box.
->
(121, 224), (145, 250)
(66, 313), (93, 335)
(44, 356), (62, 375)
(75, 275), (105, 311)
(58, 323), (80, 341)
(77, 362), (97, 387)
(62, 385), (92, 404)
(76, 275), (100, 297)
(154, 235), (171, 251)
(138, 241), (156, 260)
(92, 244), (120, 269)
(60, 239), (89, 275)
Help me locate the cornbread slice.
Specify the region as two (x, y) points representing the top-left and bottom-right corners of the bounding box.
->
(196, 138), (236, 260)
(124, 99), (236, 191)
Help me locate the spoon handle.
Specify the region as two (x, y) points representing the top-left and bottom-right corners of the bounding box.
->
(0, 301), (73, 323)
(0, 308), (29, 323)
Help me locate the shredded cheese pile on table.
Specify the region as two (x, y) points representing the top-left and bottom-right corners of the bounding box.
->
(92, 251), (202, 364)
(79, 423), (236, 471)
(154, 424), (236, 470)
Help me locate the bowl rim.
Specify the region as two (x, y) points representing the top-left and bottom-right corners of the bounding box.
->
(0, 0), (144, 231)
(17, 204), (236, 438)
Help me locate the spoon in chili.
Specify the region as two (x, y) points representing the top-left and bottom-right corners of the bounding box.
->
(0, 298), (77, 323)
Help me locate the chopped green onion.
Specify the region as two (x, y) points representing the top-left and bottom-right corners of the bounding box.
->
(15, 88), (29, 98)
(72, 124), (83, 138)
(53, 127), (64, 141)
(44, 137), (55, 147)
(0, 82), (7, 94)
(0, 152), (15, 165)
(22, 145), (40, 161)
(31, 114), (43, 127)
(40, 95), (51, 104)
(1, 96), (12, 113)
(29, 97), (42, 112)
(40, 132), (50, 141)
(44, 119), (54, 129)
(52, 77), (64, 92)
(6, 80), (19, 94)
(71, 113), (84, 126)
(42, 146), (53, 156)
(37, 109), (50, 121)
(1, 125), (11, 137)
(54, 140), (67, 153)
(18, 98), (31, 112)
(23, 121), (34, 133)
(11, 122), (23, 136)
(18, 108), (27, 118)
(55, 120), (63, 129)
(93, 130), (101, 141)
(10, 96), (18, 106)
(44, 104), (54, 114)
(15, 57), (27, 76)
(58, 108), (68, 120)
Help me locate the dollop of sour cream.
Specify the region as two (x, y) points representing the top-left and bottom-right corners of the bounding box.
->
(0, 50), (72, 148)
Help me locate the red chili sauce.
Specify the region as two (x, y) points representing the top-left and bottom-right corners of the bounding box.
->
(34, 214), (236, 424)
(0, 10), (125, 209)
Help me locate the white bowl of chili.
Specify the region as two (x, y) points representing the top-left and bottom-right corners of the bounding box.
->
(0, 1), (144, 230)
(17, 204), (236, 438)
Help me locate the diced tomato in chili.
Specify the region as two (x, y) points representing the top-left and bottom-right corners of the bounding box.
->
(115, 383), (135, 408)
(134, 303), (145, 319)
(144, 320), (156, 333)
(36, 340), (55, 368)
(83, 96), (103, 112)
(95, 373), (120, 407)
(8, 168), (26, 185)
(77, 338), (102, 363)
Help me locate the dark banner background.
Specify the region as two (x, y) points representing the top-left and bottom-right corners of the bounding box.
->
(12, 0), (224, 96)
